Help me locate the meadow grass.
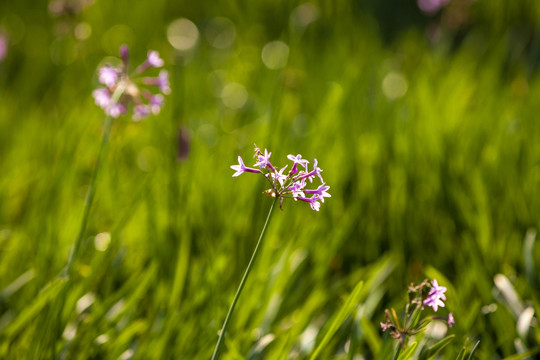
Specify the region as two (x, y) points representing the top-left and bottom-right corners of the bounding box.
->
(0, 1), (539, 358)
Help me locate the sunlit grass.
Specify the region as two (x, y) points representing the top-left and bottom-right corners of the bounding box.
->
(0, 1), (539, 358)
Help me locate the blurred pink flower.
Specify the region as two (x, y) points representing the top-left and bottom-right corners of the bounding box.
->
(0, 33), (7, 62)
(418, 0), (450, 14)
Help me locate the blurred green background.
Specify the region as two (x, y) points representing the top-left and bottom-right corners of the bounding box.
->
(1, 0), (540, 358)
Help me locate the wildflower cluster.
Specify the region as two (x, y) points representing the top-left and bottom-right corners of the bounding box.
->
(92, 45), (170, 121)
(380, 279), (454, 348)
(230, 144), (330, 211)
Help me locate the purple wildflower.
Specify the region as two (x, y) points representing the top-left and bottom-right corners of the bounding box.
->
(93, 45), (170, 121)
(271, 165), (289, 186)
(297, 194), (321, 211)
(93, 88), (126, 118)
(120, 44), (129, 67)
(148, 93), (165, 114)
(447, 313), (455, 328)
(147, 51), (164, 67)
(288, 182), (305, 200)
(298, 158), (323, 183)
(230, 156), (260, 177)
(136, 50), (165, 73)
(98, 66), (119, 87)
(231, 145), (330, 211)
(107, 103), (127, 118)
(423, 279), (447, 312)
(143, 70), (171, 95)
(417, 0), (450, 14)
(380, 321), (393, 332)
(133, 104), (150, 121)
(0, 33), (7, 62)
(255, 149), (276, 172)
(92, 88), (111, 108)
(287, 154), (309, 174)
(303, 184), (331, 202)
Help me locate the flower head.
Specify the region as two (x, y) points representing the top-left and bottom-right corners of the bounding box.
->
(93, 45), (169, 121)
(231, 145), (329, 211)
(423, 279), (447, 312)
(381, 279), (454, 350)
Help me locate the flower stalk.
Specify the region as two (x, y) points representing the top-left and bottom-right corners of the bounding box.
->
(64, 43), (169, 278)
(62, 84), (125, 278)
(211, 196), (278, 360)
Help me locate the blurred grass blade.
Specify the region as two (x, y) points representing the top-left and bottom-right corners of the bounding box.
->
(3, 278), (67, 338)
(456, 347), (466, 360)
(523, 229), (536, 286)
(504, 347), (540, 360)
(108, 263), (158, 323)
(466, 340), (480, 360)
(516, 306), (535, 339)
(0, 268), (35, 300)
(494, 274), (524, 317)
(359, 316), (381, 355)
(309, 280), (364, 360)
(397, 342), (417, 360)
(418, 334), (455, 360)
(169, 228), (191, 310)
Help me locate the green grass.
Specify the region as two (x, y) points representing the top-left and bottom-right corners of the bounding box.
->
(1, 1), (540, 358)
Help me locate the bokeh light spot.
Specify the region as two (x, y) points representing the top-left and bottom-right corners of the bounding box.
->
(382, 72), (408, 100)
(291, 3), (320, 28)
(221, 82), (248, 109)
(168, 18), (199, 52)
(261, 41), (289, 70)
(94, 232), (111, 252)
(74, 22), (91, 40)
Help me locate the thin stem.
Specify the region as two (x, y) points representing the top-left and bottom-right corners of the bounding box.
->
(62, 114), (113, 278)
(62, 85), (124, 278)
(211, 197), (278, 360)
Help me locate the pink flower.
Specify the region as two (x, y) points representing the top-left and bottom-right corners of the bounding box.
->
(423, 279), (447, 312)
(447, 313), (455, 328)
(93, 45), (170, 121)
(303, 184), (331, 203)
(231, 146), (330, 211)
(230, 156), (260, 177)
(0, 33), (7, 62)
(147, 51), (164, 67)
(98, 66), (119, 87)
(417, 0), (450, 14)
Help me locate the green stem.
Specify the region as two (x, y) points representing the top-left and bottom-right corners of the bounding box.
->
(62, 114), (113, 278)
(62, 85), (124, 278)
(211, 197), (278, 360)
